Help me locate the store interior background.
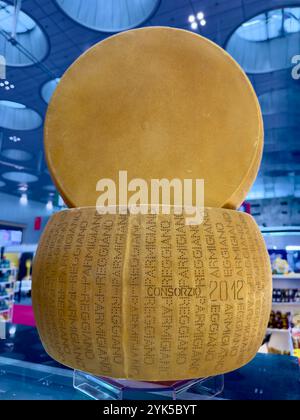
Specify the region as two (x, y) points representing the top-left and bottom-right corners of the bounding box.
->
(0, 0), (300, 399)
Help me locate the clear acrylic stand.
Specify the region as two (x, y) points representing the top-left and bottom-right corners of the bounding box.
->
(73, 370), (224, 400)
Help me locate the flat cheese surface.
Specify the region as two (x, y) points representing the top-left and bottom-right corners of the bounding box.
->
(45, 27), (263, 209)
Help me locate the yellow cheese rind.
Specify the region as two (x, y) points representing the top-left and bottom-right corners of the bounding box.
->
(45, 27), (263, 210)
(32, 207), (272, 381)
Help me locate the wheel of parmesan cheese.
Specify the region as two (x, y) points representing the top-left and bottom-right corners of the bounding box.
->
(32, 207), (272, 381)
(45, 27), (263, 210)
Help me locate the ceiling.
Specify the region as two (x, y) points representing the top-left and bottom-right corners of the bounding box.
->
(0, 0), (299, 204)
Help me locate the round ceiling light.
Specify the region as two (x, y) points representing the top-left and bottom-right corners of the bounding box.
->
(56, 0), (160, 32)
(1, 149), (33, 162)
(0, 0), (48, 67)
(0, 1), (35, 34)
(41, 78), (60, 104)
(0, 101), (26, 109)
(226, 7), (300, 73)
(2, 171), (38, 183)
(0, 100), (42, 130)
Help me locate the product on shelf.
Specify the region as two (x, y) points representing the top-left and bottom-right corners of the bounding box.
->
(292, 316), (300, 359)
(268, 311), (291, 330)
(0, 311), (11, 322)
(0, 257), (10, 269)
(272, 289), (300, 303)
(0, 257), (12, 284)
(269, 249), (300, 275)
(268, 347), (291, 356)
(0, 258), (16, 322)
(272, 256), (290, 275)
(292, 333), (300, 361)
(0, 300), (9, 312)
(292, 252), (300, 274)
(0, 272), (10, 283)
(292, 312), (300, 329)
(0, 289), (8, 297)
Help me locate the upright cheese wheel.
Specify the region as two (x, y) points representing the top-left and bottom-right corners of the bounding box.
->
(32, 207), (272, 381)
(45, 27), (263, 210)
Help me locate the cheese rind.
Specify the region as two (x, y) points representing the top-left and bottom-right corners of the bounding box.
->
(32, 207), (272, 381)
(45, 27), (263, 210)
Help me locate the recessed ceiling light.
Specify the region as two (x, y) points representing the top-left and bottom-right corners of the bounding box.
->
(1, 149), (32, 162)
(0, 100), (26, 109)
(226, 6), (300, 73)
(2, 172), (38, 183)
(0, 0), (48, 67)
(191, 22), (198, 30)
(56, 0), (160, 33)
(0, 1), (36, 34)
(200, 19), (206, 26)
(197, 12), (204, 21)
(0, 101), (42, 130)
(188, 15), (195, 23)
(0, 80), (15, 91)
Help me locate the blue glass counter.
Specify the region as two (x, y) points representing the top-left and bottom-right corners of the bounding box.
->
(0, 323), (300, 400)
